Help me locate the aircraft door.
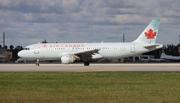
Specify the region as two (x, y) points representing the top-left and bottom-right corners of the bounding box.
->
(130, 43), (135, 53)
(34, 44), (39, 54)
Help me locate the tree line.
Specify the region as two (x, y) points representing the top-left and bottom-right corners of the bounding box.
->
(0, 45), (23, 62)
(163, 44), (180, 56)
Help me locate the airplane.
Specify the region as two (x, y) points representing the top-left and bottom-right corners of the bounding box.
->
(138, 55), (151, 62)
(160, 51), (180, 61)
(138, 55), (166, 62)
(138, 50), (180, 62)
(18, 18), (163, 66)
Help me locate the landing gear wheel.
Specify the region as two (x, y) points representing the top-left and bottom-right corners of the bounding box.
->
(84, 62), (90, 66)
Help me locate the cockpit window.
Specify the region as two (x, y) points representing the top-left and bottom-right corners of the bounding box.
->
(24, 48), (30, 50)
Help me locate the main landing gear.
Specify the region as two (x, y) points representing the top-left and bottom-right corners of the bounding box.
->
(84, 61), (90, 66)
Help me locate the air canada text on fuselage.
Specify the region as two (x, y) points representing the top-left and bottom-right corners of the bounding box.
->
(42, 44), (85, 48)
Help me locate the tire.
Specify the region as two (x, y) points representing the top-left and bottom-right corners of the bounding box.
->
(84, 62), (90, 66)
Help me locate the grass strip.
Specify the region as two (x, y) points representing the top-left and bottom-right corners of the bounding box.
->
(0, 72), (180, 103)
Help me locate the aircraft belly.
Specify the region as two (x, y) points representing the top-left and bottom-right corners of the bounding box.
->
(41, 51), (59, 59)
(100, 50), (127, 58)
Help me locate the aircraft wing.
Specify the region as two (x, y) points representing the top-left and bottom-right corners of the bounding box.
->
(73, 49), (100, 60)
(74, 49), (99, 55)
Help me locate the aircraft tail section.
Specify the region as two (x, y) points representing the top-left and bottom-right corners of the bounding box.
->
(133, 19), (160, 44)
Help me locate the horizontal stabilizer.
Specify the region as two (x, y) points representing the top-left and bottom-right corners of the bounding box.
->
(144, 44), (163, 50)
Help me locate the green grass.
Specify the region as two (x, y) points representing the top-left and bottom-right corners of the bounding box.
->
(0, 72), (180, 103)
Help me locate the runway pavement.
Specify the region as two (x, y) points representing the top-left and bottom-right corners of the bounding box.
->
(0, 63), (180, 72)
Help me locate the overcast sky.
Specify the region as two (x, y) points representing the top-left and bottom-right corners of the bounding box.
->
(0, 0), (180, 47)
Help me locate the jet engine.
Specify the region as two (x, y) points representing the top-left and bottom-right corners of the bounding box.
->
(60, 54), (76, 64)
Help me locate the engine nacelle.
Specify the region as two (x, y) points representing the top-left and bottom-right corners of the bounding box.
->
(61, 54), (76, 64)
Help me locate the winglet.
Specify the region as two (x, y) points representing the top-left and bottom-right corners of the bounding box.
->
(133, 19), (160, 44)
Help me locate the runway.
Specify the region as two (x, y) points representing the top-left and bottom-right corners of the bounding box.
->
(0, 63), (180, 72)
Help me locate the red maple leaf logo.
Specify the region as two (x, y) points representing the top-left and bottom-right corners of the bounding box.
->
(145, 29), (156, 39)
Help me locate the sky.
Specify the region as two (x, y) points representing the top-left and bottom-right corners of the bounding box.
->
(0, 0), (180, 47)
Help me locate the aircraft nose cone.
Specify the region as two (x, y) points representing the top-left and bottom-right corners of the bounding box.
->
(18, 51), (24, 57)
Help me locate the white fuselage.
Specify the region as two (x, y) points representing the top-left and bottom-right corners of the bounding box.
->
(18, 42), (161, 61)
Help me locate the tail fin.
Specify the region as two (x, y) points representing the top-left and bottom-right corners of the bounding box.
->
(133, 18), (160, 44)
